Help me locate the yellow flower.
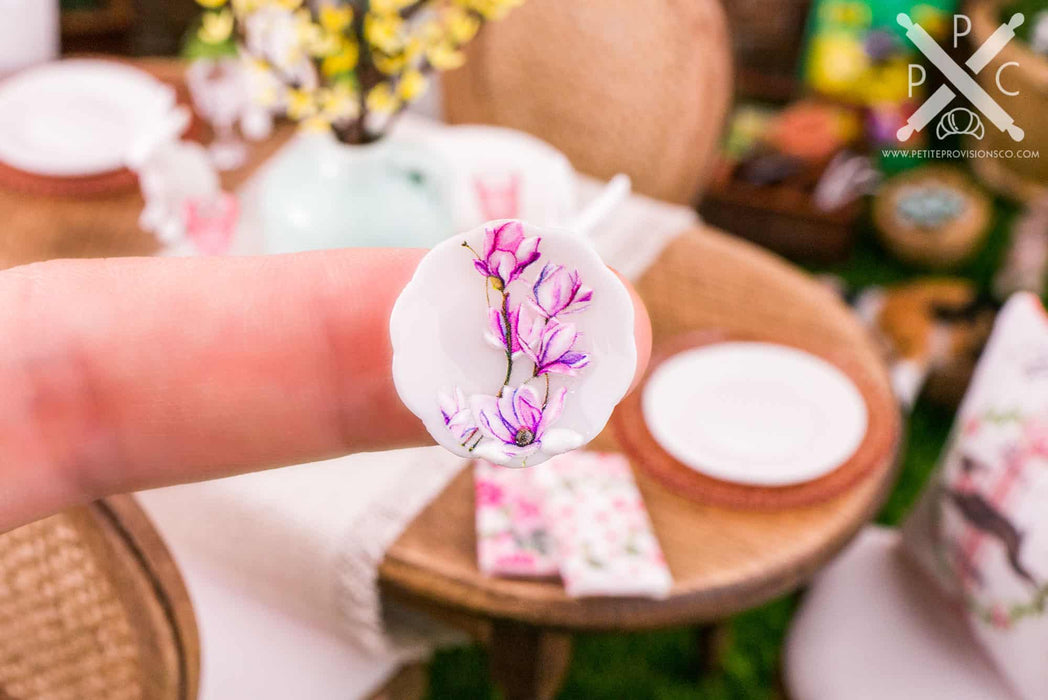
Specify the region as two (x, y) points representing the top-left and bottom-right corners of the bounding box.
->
(300, 115), (333, 133)
(274, 0), (304, 9)
(366, 82), (400, 114)
(370, 0), (415, 13)
(319, 4), (353, 33)
(230, 0), (260, 16)
(373, 37), (420, 74)
(364, 12), (404, 53)
(444, 6), (480, 44)
(913, 4), (948, 39)
(861, 58), (911, 104)
(373, 51), (407, 75)
(286, 88), (318, 119)
(425, 41), (465, 70)
(396, 68), (428, 102)
(456, 0), (521, 21)
(806, 33), (868, 98)
(196, 0), (227, 8)
(321, 40), (360, 76)
(319, 82), (360, 122)
(198, 8), (235, 44)
(821, 0), (871, 28)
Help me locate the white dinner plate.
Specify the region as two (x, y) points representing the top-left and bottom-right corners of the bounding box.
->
(0, 59), (175, 176)
(424, 123), (577, 230)
(641, 341), (868, 487)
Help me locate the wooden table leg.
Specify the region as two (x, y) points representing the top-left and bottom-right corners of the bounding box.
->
(488, 621), (572, 700)
(367, 662), (428, 700)
(695, 622), (730, 675)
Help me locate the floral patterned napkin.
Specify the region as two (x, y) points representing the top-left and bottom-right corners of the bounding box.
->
(474, 459), (559, 577)
(902, 293), (1048, 700)
(474, 453), (673, 599)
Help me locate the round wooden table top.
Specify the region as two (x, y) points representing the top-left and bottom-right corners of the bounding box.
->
(0, 58), (901, 634)
(379, 226), (901, 631)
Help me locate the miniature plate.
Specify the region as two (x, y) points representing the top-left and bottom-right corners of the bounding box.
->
(641, 341), (868, 486)
(430, 124), (577, 230)
(0, 59), (175, 176)
(391, 219), (636, 468)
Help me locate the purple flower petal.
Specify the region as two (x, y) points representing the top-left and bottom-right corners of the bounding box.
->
(511, 384), (544, 432)
(472, 394), (516, 444)
(543, 322), (577, 361)
(439, 388), (478, 441)
(559, 351), (590, 369)
(531, 263), (592, 317)
(537, 386), (567, 435)
(471, 221), (542, 287)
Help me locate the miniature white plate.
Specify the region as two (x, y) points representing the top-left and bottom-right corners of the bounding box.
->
(0, 59), (175, 176)
(420, 123), (577, 230)
(641, 342), (868, 486)
(391, 219), (636, 468)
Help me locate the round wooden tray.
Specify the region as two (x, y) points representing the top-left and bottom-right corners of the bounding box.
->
(613, 330), (900, 510)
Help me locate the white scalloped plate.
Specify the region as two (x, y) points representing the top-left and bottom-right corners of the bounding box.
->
(0, 60), (175, 176)
(391, 219), (636, 468)
(642, 342), (868, 486)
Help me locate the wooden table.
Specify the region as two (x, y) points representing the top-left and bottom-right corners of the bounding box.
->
(2, 58), (901, 700)
(380, 227), (901, 698)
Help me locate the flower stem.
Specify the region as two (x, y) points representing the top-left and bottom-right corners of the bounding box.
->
(499, 290), (513, 396)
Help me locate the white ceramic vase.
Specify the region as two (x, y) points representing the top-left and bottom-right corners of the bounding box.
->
(261, 132), (453, 253)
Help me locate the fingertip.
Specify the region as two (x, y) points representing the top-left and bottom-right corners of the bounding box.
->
(614, 271), (651, 393)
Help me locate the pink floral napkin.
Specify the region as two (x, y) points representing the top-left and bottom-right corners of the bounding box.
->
(533, 452), (672, 598)
(474, 459), (559, 577)
(474, 452), (672, 598)
(903, 293), (1048, 700)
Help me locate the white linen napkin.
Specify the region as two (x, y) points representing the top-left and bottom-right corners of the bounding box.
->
(138, 447), (466, 659)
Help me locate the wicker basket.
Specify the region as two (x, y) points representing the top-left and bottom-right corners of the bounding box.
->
(0, 498), (198, 700)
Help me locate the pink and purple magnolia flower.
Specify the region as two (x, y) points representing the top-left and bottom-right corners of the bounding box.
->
(531, 263), (593, 318)
(441, 221), (596, 463)
(472, 221), (541, 288)
(486, 301), (546, 356)
(471, 383), (567, 457)
(439, 388), (478, 442)
(521, 319), (590, 376)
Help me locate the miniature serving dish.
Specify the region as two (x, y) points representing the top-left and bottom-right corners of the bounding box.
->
(614, 330), (899, 509)
(641, 340), (868, 487)
(873, 166), (991, 268)
(391, 219), (636, 468)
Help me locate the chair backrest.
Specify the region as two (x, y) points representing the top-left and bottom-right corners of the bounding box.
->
(441, 0), (734, 205)
(0, 497), (199, 700)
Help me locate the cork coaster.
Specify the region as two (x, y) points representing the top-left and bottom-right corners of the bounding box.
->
(613, 330), (900, 510)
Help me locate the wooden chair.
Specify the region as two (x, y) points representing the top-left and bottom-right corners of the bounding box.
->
(441, 0), (734, 205)
(0, 497), (199, 700)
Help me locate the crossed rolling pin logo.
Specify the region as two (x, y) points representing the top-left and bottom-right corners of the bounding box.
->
(897, 12), (1025, 143)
